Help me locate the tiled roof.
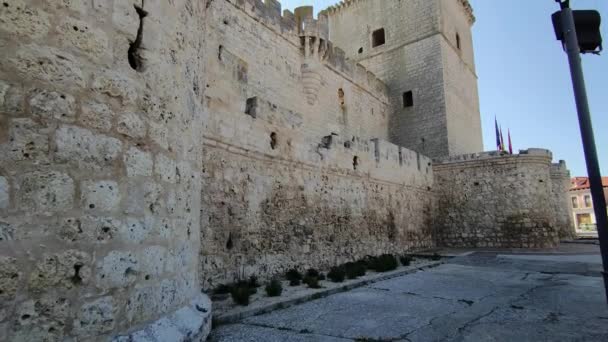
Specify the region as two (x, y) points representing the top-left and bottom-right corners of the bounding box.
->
(570, 177), (608, 191)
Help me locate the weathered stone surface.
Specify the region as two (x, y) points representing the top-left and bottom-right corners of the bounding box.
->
(125, 147), (153, 177)
(73, 296), (116, 336)
(12, 45), (86, 88)
(91, 71), (138, 105)
(80, 101), (115, 132)
(0, 0), (51, 39)
(0, 256), (20, 300)
(57, 16), (109, 59)
(55, 125), (122, 170)
(0, 176), (9, 209)
(29, 89), (77, 122)
(117, 112), (147, 139)
(16, 170), (74, 213)
(96, 251), (139, 289)
(0, 118), (50, 162)
(28, 250), (91, 292)
(81, 180), (121, 212)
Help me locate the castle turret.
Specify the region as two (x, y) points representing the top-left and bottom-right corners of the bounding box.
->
(325, 0), (483, 158)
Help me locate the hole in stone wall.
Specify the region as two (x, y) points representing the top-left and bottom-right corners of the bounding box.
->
(372, 28), (386, 47)
(474, 182), (480, 186)
(338, 88), (345, 108)
(403, 91), (413, 108)
(218, 45), (223, 61)
(226, 232), (234, 250)
(71, 264), (83, 285)
(223, 19), (229, 25)
(321, 135), (334, 149)
(353, 156), (359, 170)
(456, 33), (461, 50)
(270, 132), (278, 150)
(245, 97), (257, 118)
(344, 141), (351, 149)
(358, 47), (363, 54)
(398, 149), (403, 166)
(128, 1), (148, 71)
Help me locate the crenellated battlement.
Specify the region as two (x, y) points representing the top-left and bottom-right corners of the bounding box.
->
(221, 0), (388, 103)
(322, 0), (474, 24)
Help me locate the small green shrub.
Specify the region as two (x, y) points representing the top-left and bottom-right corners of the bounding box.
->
(344, 261), (366, 279)
(318, 273), (326, 281)
(303, 275), (322, 289)
(400, 255), (413, 266)
(327, 266), (346, 283)
(265, 279), (283, 297)
(289, 278), (301, 286)
(368, 254), (398, 272)
(213, 283), (232, 295)
(286, 268), (302, 282)
(248, 275), (260, 288)
(231, 284), (252, 306)
(306, 269), (320, 278)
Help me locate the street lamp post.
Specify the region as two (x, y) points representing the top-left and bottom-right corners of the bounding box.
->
(552, 0), (608, 303)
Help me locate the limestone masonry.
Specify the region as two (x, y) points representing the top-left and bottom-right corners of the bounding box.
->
(0, 0), (573, 340)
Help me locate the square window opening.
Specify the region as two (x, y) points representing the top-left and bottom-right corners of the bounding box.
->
(372, 28), (385, 47)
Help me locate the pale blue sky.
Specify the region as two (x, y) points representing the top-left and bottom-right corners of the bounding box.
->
(280, 0), (607, 177)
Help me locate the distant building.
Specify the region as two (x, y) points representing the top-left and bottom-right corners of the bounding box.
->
(569, 177), (608, 232)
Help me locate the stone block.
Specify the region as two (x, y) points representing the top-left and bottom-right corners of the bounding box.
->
(12, 45), (86, 88)
(29, 88), (76, 122)
(0, 256), (19, 300)
(57, 16), (109, 59)
(17, 170), (74, 213)
(81, 180), (120, 212)
(28, 250), (91, 292)
(155, 154), (177, 183)
(73, 296), (116, 337)
(125, 285), (157, 323)
(55, 125), (122, 170)
(117, 112), (147, 139)
(14, 295), (71, 341)
(124, 180), (164, 215)
(119, 217), (150, 243)
(91, 71), (138, 105)
(0, 0), (51, 39)
(0, 80), (25, 115)
(0, 118), (50, 162)
(125, 147), (153, 177)
(80, 101), (115, 132)
(140, 246), (168, 278)
(0, 220), (14, 242)
(96, 251), (139, 289)
(0, 176), (8, 209)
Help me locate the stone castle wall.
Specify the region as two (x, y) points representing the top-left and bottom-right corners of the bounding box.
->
(433, 149), (563, 248)
(200, 0), (435, 289)
(0, 0), (210, 340)
(551, 161), (576, 239)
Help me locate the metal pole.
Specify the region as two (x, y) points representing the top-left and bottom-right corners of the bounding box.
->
(559, 5), (608, 303)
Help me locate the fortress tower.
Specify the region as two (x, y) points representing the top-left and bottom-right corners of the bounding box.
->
(325, 0), (483, 158)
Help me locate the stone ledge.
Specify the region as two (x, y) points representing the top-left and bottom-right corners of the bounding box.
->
(112, 294), (212, 342)
(213, 260), (444, 327)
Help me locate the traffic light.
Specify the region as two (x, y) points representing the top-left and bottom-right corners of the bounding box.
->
(552, 10), (603, 53)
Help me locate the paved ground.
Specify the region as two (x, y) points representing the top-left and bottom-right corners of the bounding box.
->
(210, 244), (608, 341)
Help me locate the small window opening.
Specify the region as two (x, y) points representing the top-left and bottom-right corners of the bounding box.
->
(456, 33), (461, 50)
(270, 132), (278, 150)
(403, 91), (413, 108)
(372, 28), (385, 47)
(353, 156), (359, 170)
(245, 97), (257, 118)
(358, 47), (363, 54)
(338, 88), (345, 108)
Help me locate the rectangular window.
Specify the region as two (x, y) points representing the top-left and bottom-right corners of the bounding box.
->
(572, 196), (579, 209)
(403, 91), (413, 108)
(372, 28), (385, 47)
(584, 195), (592, 208)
